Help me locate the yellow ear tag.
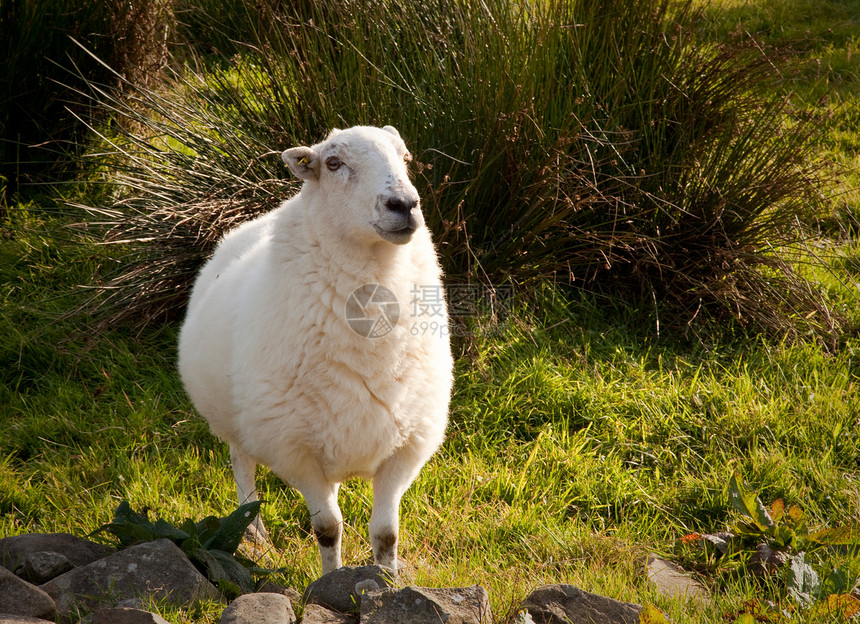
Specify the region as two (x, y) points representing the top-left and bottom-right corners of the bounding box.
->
(298, 156), (308, 165)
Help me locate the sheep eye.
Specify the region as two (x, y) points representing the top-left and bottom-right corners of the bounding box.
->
(325, 156), (342, 171)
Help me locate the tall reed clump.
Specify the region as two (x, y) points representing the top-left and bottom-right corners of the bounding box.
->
(0, 0), (172, 198)
(71, 0), (841, 343)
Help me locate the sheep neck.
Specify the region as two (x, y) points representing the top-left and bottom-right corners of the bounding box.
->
(304, 207), (411, 285)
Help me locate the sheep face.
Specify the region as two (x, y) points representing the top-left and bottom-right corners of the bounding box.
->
(282, 125), (423, 246)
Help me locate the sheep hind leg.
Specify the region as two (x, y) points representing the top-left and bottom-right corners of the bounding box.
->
(230, 445), (269, 543)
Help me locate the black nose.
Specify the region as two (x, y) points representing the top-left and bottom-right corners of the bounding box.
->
(385, 197), (417, 214)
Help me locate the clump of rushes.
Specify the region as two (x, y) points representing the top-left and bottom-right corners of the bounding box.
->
(71, 0), (840, 343)
(0, 0), (171, 195)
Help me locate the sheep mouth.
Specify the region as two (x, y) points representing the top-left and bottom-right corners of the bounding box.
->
(374, 223), (417, 244)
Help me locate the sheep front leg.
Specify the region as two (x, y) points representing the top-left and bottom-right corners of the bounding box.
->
(293, 473), (344, 574)
(230, 445), (269, 542)
(370, 446), (427, 571)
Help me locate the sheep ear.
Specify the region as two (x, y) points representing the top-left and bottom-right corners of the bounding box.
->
(282, 146), (319, 181)
(382, 125), (400, 138)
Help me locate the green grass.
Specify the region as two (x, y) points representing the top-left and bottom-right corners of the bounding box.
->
(3, 205), (859, 623)
(695, 0), (860, 225)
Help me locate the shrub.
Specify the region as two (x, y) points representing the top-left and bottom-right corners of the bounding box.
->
(71, 0), (841, 343)
(0, 0), (171, 197)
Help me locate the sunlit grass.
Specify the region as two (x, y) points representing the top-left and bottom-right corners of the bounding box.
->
(2, 208), (858, 622)
(693, 0), (860, 225)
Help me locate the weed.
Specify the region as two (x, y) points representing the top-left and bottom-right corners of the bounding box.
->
(94, 500), (265, 599)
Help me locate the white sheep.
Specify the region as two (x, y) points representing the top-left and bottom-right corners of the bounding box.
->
(177, 125), (453, 574)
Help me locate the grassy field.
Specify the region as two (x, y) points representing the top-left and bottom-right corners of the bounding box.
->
(699, 0), (860, 212)
(3, 220), (859, 623)
(2, 1), (860, 623)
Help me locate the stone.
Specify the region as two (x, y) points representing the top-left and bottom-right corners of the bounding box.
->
(300, 603), (357, 624)
(749, 543), (789, 576)
(645, 555), (710, 605)
(254, 579), (302, 605)
(519, 584), (641, 624)
(698, 532), (735, 557)
(0, 567), (57, 622)
(302, 565), (396, 614)
(353, 579), (380, 595)
(20, 552), (74, 584)
(88, 607), (171, 624)
(0, 534), (113, 573)
(219, 592), (296, 624)
(41, 539), (220, 617)
(0, 616), (56, 624)
(360, 585), (491, 624)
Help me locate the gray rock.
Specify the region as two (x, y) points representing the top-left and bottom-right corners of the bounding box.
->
(645, 555), (710, 605)
(0, 567), (57, 622)
(0, 616), (56, 624)
(353, 579), (380, 595)
(254, 580), (302, 605)
(749, 543), (789, 576)
(21, 552), (74, 584)
(88, 607), (171, 624)
(0, 534), (113, 572)
(301, 604), (357, 624)
(41, 539), (220, 617)
(303, 565), (396, 614)
(360, 586), (491, 624)
(219, 592), (296, 624)
(112, 598), (149, 611)
(698, 532), (735, 557)
(519, 584), (641, 624)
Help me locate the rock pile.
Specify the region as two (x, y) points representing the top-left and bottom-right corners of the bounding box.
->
(0, 534), (219, 624)
(0, 532), (657, 624)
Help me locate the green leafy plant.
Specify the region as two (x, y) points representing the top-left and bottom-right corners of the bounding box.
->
(728, 474), (860, 555)
(675, 474), (860, 621)
(93, 500), (263, 599)
(726, 474), (860, 619)
(729, 473), (806, 550)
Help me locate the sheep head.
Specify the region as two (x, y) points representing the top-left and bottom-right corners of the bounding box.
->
(282, 125), (423, 246)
